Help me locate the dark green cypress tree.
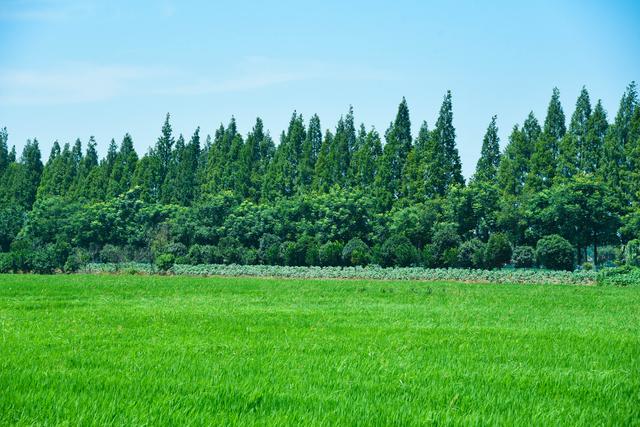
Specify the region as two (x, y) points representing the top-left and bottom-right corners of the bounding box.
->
(299, 114), (322, 191)
(0, 127), (8, 176)
(558, 87), (592, 179)
(374, 98), (413, 206)
(473, 115), (501, 183)
(73, 136), (99, 200)
(132, 151), (161, 202)
(156, 113), (174, 179)
(350, 126), (382, 192)
(327, 107), (355, 187)
(162, 134), (185, 204)
(8, 146), (15, 163)
(433, 91), (463, 189)
(602, 82), (637, 195)
(176, 127), (201, 205)
(2, 139), (43, 209)
(108, 133), (138, 198)
(263, 112), (306, 199)
(583, 100), (608, 175)
(526, 88), (566, 192)
(312, 130), (334, 193)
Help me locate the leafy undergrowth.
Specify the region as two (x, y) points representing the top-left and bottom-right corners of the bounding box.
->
(0, 274), (638, 425)
(81, 262), (599, 285)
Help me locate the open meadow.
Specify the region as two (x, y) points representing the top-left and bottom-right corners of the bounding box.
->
(0, 274), (638, 425)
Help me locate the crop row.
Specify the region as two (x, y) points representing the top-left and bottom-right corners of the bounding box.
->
(81, 263), (598, 285)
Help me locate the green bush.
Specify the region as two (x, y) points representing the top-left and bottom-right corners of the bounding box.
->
(536, 235), (575, 271)
(457, 239), (485, 269)
(0, 253), (12, 273)
(625, 239), (640, 267)
(379, 235), (418, 267)
(318, 241), (344, 266)
(30, 245), (60, 274)
(166, 242), (188, 258)
(155, 253), (175, 272)
(217, 237), (244, 264)
(597, 266), (640, 286)
(258, 234), (282, 265)
(342, 238), (371, 266)
(280, 241), (301, 266)
(64, 248), (91, 273)
(484, 233), (512, 269)
(187, 244), (210, 264)
(431, 223), (461, 267)
(99, 244), (126, 263)
(422, 244), (438, 268)
(512, 246), (536, 268)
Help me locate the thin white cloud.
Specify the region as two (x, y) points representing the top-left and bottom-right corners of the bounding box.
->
(0, 58), (396, 105)
(0, 64), (169, 105)
(161, 57), (395, 96)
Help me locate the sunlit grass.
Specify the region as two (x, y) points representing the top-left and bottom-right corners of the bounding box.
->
(0, 274), (638, 425)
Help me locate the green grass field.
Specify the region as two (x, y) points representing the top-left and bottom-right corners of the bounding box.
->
(1, 275), (638, 425)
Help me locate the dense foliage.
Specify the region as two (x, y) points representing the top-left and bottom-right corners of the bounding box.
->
(1, 83), (639, 273)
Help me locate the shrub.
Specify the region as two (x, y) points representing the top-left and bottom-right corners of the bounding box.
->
(258, 234), (282, 265)
(512, 246), (536, 268)
(581, 262), (594, 271)
(217, 237), (244, 264)
(484, 233), (512, 269)
(422, 244), (438, 268)
(240, 248), (259, 265)
(30, 245), (59, 274)
(155, 253), (175, 272)
(536, 234), (575, 271)
(598, 266), (640, 286)
(165, 242), (187, 258)
(342, 238), (371, 266)
(64, 248), (91, 273)
(431, 222), (461, 267)
(318, 241), (344, 266)
(99, 244), (126, 263)
(280, 241), (300, 266)
(625, 239), (640, 267)
(0, 253), (12, 273)
(379, 235), (418, 267)
(457, 239), (485, 268)
(187, 244), (210, 264)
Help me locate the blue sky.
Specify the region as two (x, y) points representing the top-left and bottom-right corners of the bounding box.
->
(1, 0), (638, 177)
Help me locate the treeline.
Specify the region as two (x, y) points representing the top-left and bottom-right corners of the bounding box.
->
(1, 83), (639, 273)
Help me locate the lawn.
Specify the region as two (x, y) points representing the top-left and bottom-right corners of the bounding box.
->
(0, 274), (638, 425)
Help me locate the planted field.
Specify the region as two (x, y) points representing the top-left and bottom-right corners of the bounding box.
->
(0, 274), (638, 425)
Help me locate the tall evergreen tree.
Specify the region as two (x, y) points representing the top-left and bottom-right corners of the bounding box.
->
(156, 113), (175, 180)
(312, 130), (334, 193)
(602, 82), (637, 197)
(350, 127), (382, 191)
(0, 127), (8, 176)
(263, 112), (306, 199)
(473, 116), (501, 183)
(108, 133), (138, 198)
(299, 114), (322, 191)
(584, 100), (608, 175)
(374, 98), (413, 206)
(527, 88), (566, 192)
(433, 91), (463, 189)
(1, 139), (43, 209)
(558, 87), (592, 179)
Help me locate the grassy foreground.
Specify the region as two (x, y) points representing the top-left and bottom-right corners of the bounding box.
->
(0, 275), (638, 425)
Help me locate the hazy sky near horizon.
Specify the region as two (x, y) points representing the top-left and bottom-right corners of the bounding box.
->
(1, 0), (638, 178)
